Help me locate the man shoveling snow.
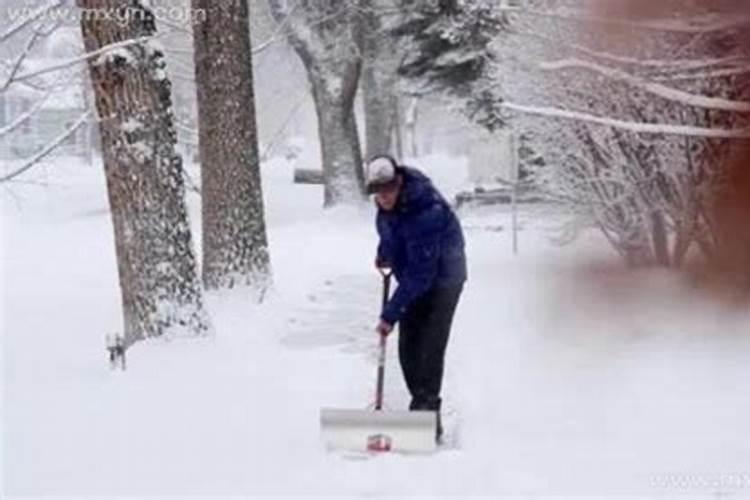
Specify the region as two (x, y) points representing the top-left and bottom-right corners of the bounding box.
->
(366, 154), (467, 443)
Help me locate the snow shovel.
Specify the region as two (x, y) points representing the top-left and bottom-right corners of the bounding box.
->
(320, 269), (437, 454)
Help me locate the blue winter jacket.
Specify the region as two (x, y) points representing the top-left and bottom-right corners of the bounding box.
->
(376, 166), (467, 325)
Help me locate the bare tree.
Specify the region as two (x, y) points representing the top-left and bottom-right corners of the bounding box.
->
(192, 0), (272, 293)
(269, 0), (366, 206)
(79, 0), (210, 344)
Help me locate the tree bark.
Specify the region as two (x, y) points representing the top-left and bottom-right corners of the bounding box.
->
(651, 211), (670, 267)
(362, 63), (396, 159)
(192, 0), (272, 293)
(269, 0), (366, 207)
(404, 96), (419, 158)
(79, 0), (210, 345)
(393, 96), (404, 159)
(308, 65), (365, 206)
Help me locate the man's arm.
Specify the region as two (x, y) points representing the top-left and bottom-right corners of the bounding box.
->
(380, 205), (444, 325)
(376, 213), (394, 267)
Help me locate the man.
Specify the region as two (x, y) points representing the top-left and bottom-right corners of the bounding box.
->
(366, 154), (467, 442)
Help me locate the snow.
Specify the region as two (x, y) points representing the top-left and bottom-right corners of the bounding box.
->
(127, 140), (154, 162)
(2, 153), (750, 498)
(145, 41), (169, 81)
(152, 66), (167, 81)
(120, 118), (144, 134)
(94, 47), (136, 68)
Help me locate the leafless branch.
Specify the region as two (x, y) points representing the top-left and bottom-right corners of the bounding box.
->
(0, 89), (53, 137)
(538, 58), (750, 112)
(10, 33), (168, 85)
(0, 112), (92, 184)
(0, 0), (62, 43)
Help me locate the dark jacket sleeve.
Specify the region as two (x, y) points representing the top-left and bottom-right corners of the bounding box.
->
(376, 212), (394, 265)
(380, 204), (444, 325)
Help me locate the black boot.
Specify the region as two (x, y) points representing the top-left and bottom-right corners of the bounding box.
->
(435, 410), (443, 444)
(410, 396), (443, 444)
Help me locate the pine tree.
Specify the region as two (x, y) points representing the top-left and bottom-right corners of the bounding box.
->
(395, 0), (503, 95)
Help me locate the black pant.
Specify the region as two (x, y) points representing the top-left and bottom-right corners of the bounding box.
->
(398, 284), (463, 413)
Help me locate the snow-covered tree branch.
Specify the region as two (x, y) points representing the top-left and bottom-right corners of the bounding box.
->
(398, 0), (750, 267)
(500, 102), (750, 139)
(537, 58), (750, 113)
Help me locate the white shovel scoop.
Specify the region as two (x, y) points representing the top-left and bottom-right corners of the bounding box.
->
(320, 270), (437, 453)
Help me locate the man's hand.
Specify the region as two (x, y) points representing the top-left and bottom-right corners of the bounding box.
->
(375, 256), (391, 270)
(375, 320), (393, 337)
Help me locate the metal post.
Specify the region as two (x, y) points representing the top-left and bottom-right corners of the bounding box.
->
(512, 181), (518, 256)
(374, 271), (391, 410)
(510, 132), (519, 255)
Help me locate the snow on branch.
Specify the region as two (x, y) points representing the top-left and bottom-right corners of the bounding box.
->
(513, 29), (745, 70)
(539, 58), (750, 113)
(1, 29), (44, 92)
(0, 112), (91, 184)
(10, 34), (165, 85)
(0, 14), (64, 93)
(654, 66), (750, 82)
(501, 102), (750, 139)
(0, 60), (47, 91)
(0, 90), (52, 137)
(94, 46), (136, 67)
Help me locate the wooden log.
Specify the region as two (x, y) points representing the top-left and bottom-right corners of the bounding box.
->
(294, 168), (325, 184)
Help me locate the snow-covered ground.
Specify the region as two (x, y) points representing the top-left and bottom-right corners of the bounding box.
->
(2, 154), (749, 498)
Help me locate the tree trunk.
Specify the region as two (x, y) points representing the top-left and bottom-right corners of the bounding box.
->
(672, 224), (691, 268)
(650, 211), (670, 267)
(362, 64), (396, 159)
(269, 0), (366, 207)
(192, 0), (272, 293)
(79, 0), (210, 345)
(393, 96), (404, 159)
(307, 60), (366, 206)
(404, 96), (419, 158)
(672, 207), (700, 268)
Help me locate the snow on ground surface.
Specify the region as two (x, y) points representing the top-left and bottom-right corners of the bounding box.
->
(2, 154), (749, 498)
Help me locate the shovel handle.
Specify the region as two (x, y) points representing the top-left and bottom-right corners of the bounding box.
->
(379, 268), (392, 309)
(375, 272), (392, 411)
(375, 334), (386, 410)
